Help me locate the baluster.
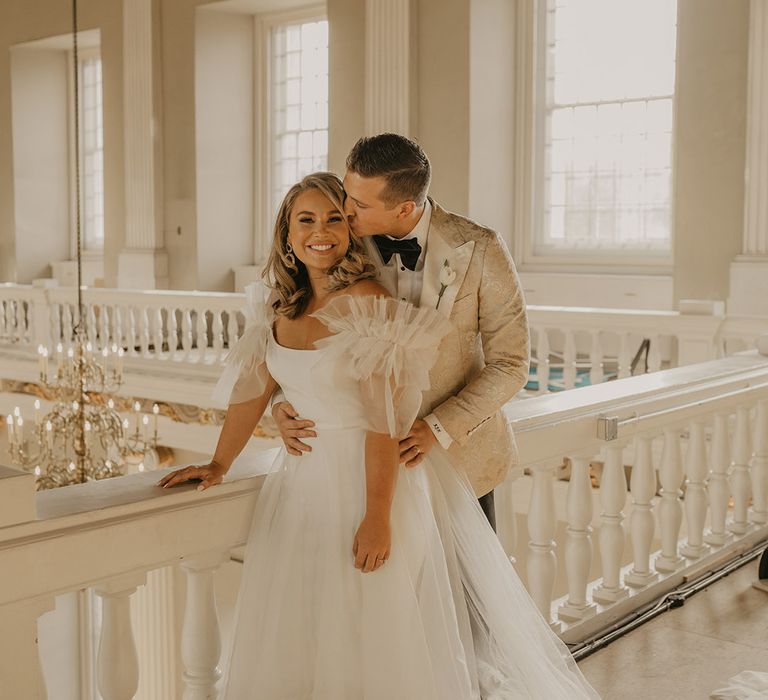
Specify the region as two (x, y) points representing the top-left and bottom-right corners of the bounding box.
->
(167, 307), (179, 358)
(113, 306), (124, 352)
(100, 304), (111, 350)
(593, 442), (629, 603)
(681, 420), (710, 559)
(226, 309), (239, 353)
(526, 462), (559, 629)
(127, 307), (138, 356)
(181, 552), (228, 699)
(558, 455), (597, 621)
(647, 333), (662, 372)
(589, 330), (604, 385)
(182, 309), (193, 360)
(655, 426), (685, 573)
(153, 307), (164, 359)
(212, 310), (224, 362)
(95, 573), (145, 700)
(0, 299), (7, 339)
(495, 475), (518, 563)
(625, 434), (659, 587)
(87, 304), (98, 347)
(9, 299), (18, 342)
(536, 328), (550, 394)
(705, 412), (733, 546)
(196, 309), (208, 364)
(0, 598), (55, 699)
(22, 300), (33, 345)
(729, 405), (753, 534)
(137, 307), (149, 356)
(562, 330), (577, 389)
(617, 332), (632, 379)
(62, 304), (74, 348)
(50, 303), (61, 349)
(750, 399), (768, 524)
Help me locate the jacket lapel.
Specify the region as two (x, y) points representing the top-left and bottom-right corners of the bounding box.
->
(419, 201), (475, 318)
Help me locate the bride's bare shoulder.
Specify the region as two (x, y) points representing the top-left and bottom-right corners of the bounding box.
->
(344, 279), (391, 299)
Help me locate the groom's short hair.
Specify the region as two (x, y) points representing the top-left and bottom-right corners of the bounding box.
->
(346, 133), (431, 207)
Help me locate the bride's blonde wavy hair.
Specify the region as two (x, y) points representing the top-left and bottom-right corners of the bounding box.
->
(263, 172), (376, 319)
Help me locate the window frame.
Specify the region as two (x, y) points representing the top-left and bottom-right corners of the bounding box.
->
(516, 0), (678, 274)
(254, 4), (328, 264)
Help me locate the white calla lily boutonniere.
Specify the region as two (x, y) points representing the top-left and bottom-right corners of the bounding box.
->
(436, 259), (457, 310)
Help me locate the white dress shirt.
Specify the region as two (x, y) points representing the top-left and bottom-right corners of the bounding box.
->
(376, 200), (453, 451)
(376, 198), (431, 305)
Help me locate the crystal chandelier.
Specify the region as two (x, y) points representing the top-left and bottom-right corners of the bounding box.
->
(4, 0), (160, 489)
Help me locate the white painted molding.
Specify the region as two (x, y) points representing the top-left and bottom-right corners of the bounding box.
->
(364, 0), (412, 135)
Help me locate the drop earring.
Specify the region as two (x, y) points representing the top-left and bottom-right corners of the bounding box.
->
(285, 241), (296, 267)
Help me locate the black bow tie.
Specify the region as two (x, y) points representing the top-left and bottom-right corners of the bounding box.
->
(373, 235), (422, 271)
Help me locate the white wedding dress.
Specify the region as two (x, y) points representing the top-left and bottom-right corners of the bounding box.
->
(215, 285), (600, 700)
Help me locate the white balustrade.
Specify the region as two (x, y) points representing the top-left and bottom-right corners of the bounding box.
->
(1, 292), (767, 693)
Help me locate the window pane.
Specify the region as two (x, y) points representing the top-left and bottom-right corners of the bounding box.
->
(270, 18), (329, 218)
(80, 56), (104, 252)
(536, 0), (677, 255)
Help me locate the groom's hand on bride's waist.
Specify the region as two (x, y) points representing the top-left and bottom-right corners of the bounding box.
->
(272, 401), (317, 456)
(399, 420), (437, 468)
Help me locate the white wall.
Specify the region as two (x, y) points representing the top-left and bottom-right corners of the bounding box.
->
(468, 0), (515, 251)
(194, 9), (255, 292)
(10, 48), (70, 283)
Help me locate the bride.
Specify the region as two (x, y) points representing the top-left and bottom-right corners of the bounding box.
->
(157, 172), (600, 699)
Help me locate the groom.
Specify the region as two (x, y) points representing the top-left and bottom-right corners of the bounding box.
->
(273, 133), (529, 529)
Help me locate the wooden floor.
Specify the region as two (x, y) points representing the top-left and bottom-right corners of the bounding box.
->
(578, 560), (768, 699)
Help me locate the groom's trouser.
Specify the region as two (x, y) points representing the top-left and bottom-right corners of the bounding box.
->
(477, 491), (496, 532)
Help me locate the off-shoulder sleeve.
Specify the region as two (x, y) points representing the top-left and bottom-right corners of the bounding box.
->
(211, 281), (274, 406)
(311, 294), (452, 438)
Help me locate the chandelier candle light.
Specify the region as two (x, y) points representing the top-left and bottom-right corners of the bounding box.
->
(4, 0), (160, 489)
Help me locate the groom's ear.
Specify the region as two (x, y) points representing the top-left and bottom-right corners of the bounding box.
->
(395, 200), (417, 219)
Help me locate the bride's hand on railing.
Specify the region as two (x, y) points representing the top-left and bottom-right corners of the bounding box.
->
(155, 461), (228, 491)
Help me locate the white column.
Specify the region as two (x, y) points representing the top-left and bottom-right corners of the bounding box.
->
(118, 0), (168, 289)
(593, 442), (630, 603)
(729, 0), (768, 315)
(181, 551), (229, 700)
(558, 455), (597, 622)
(0, 597), (55, 700)
(95, 572), (146, 700)
(365, 0), (413, 135)
(131, 566), (179, 700)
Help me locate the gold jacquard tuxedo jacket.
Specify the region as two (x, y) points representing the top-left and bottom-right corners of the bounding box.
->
(366, 199), (530, 497)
